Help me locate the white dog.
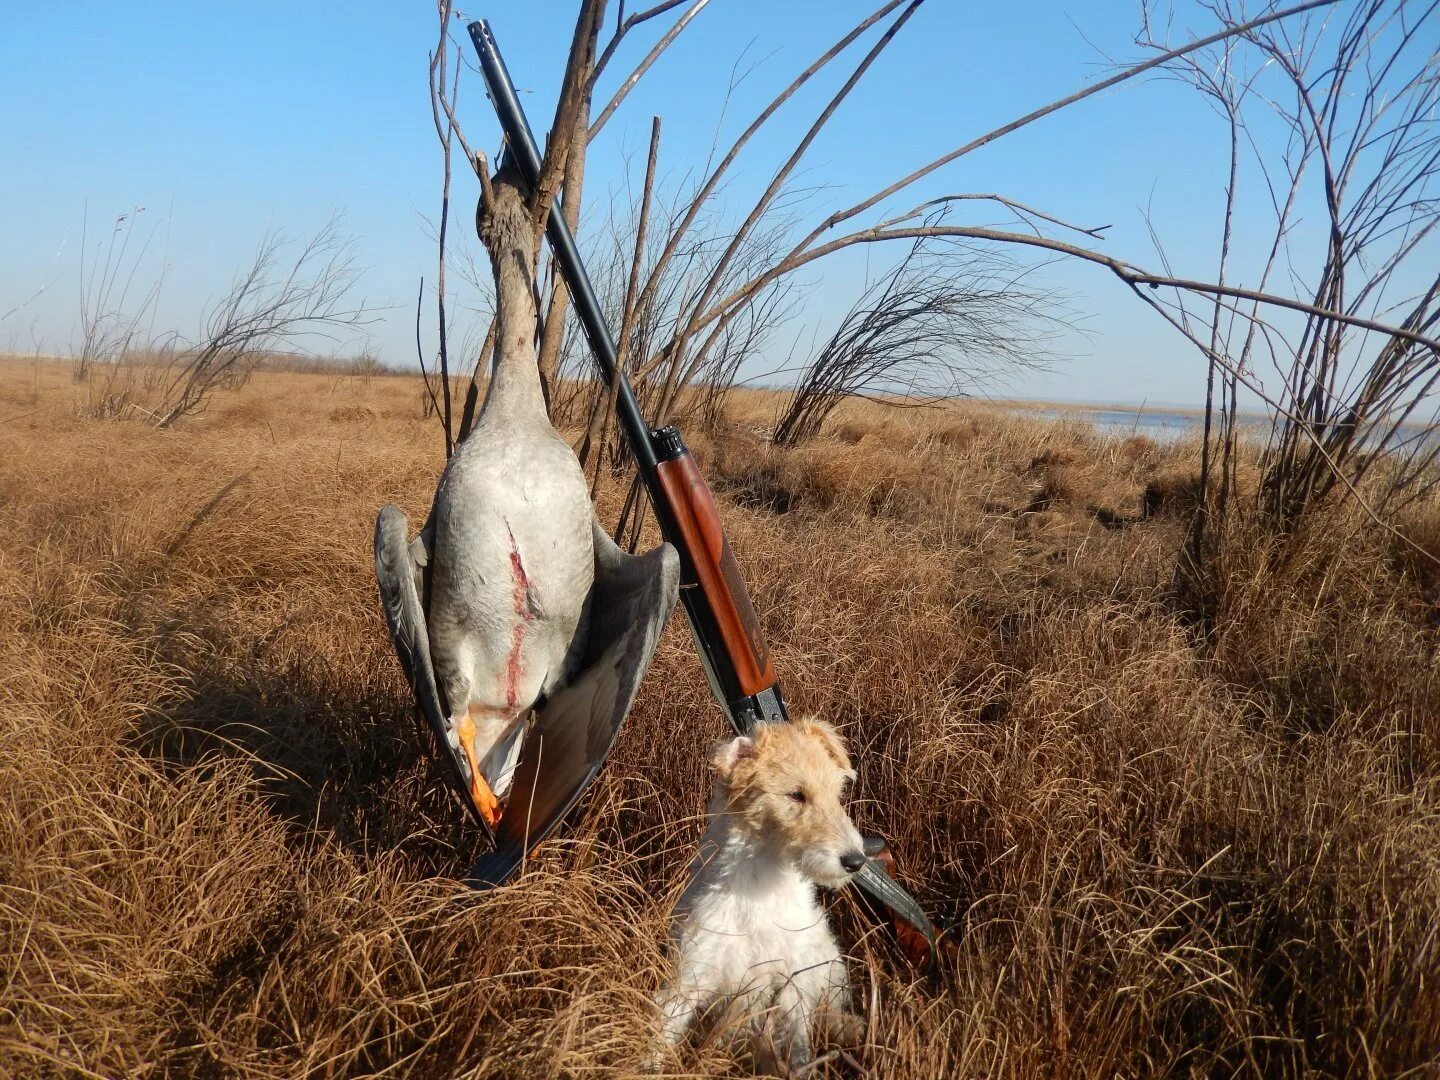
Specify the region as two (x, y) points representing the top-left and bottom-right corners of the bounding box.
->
(654, 719), (867, 1073)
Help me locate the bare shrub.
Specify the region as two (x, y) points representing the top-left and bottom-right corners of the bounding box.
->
(71, 216), (366, 427)
(407, 0), (1438, 595)
(348, 352), (389, 379)
(75, 208), (165, 382)
(149, 221), (366, 427)
(773, 230), (1055, 447)
(1130, 0), (1440, 559)
(73, 208), (166, 418)
(556, 172), (802, 458)
(428, 0), (1435, 556)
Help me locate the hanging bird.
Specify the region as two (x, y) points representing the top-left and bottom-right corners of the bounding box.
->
(374, 162), (678, 886)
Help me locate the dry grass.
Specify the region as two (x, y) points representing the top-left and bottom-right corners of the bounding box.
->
(2, 358), (1438, 1077)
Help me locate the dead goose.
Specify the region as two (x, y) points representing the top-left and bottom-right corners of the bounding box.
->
(374, 164), (678, 885)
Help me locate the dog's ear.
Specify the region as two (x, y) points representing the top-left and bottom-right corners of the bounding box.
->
(798, 718), (855, 779)
(711, 735), (757, 778)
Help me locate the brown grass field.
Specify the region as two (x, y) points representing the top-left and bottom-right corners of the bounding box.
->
(2, 357), (1438, 1078)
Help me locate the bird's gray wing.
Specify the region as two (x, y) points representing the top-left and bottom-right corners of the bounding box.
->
(465, 523), (680, 887)
(374, 504), (492, 839)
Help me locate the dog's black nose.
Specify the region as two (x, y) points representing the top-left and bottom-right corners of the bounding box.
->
(840, 851), (866, 874)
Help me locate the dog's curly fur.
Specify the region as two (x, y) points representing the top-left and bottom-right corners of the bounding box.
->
(654, 719), (866, 1073)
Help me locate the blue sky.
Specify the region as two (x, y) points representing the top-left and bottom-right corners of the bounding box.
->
(1, 1), (1303, 405)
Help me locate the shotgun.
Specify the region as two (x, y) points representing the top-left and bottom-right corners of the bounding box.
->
(467, 18), (939, 965)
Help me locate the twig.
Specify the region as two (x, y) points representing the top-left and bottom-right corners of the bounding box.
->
(532, 0), (607, 229)
(415, 275), (446, 428)
(591, 0), (689, 84)
(589, 115), (661, 492)
(430, 0), (458, 457)
(589, 0), (712, 138)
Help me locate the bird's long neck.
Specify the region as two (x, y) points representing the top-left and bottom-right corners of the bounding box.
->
(481, 181), (546, 420)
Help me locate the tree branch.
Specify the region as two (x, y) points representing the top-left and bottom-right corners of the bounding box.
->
(532, 0), (608, 230)
(589, 0), (712, 139)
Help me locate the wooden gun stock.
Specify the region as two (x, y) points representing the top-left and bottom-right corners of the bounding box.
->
(648, 426), (786, 731)
(653, 440), (774, 699)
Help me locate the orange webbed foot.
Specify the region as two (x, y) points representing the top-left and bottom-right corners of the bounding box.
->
(454, 709), (503, 827)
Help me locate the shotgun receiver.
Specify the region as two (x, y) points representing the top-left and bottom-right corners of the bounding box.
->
(467, 18), (939, 965)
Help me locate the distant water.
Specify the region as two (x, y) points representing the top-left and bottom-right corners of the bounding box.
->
(1023, 404), (1435, 451)
(1027, 406), (1262, 442)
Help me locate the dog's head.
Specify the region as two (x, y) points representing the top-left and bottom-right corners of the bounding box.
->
(711, 719), (866, 889)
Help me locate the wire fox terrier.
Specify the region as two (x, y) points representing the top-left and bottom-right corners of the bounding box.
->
(654, 719), (867, 1073)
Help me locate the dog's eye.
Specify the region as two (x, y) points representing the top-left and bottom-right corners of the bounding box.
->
(787, 789), (807, 804)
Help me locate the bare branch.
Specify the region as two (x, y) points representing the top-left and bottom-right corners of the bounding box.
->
(585, 115), (662, 487)
(625, 0), (912, 369)
(791, 0), (1339, 254)
(875, 193), (1112, 239)
(694, 223), (1440, 359)
(588, 0), (712, 139)
(666, 0), (925, 376)
(532, 0), (608, 230)
(592, 0), (689, 83)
